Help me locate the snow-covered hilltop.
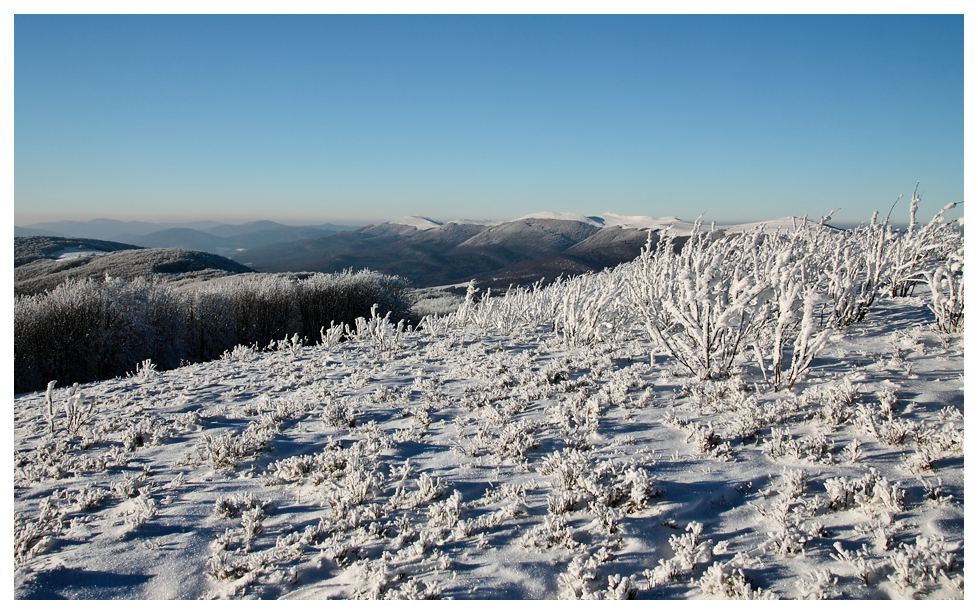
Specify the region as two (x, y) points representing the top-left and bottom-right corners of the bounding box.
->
(388, 216), (444, 231)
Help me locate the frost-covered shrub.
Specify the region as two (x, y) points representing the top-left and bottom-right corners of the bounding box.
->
(220, 343), (258, 361)
(345, 304), (405, 356)
(125, 493), (157, 530)
(887, 536), (957, 596)
(644, 522), (713, 589)
(808, 378), (860, 425)
(72, 486), (108, 511)
(749, 230), (834, 391)
(322, 400), (356, 429)
(795, 569), (839, 599)
(557, 547), (612, 599)
(625, 219), (839, 388)
(886, 191), (962, 298)
(521, 514), (579, 551)
(540, 448), (661, 513)
(625, 224), (767, 380)
(927, 244), (964, 333)
(830, 541), (879, 585)
(127, 358), (158, 381)
(200, 415), (278, 470)
(685, 422), (731, 459)
(319, 321), (345, 349)
(14, 277), (177, 393)
(668, 521), (713, 571)
(414, 472), (445, 504)
(427, 490), (463, 529)
(490, 419), (539, 463)
(698, 562), (773, 599)
(14, 497), (63, 567)
(45, 383), (101, 438)
(270, 455), (317, 481)
(15, 270), (411, 393)
(550, 270), (626, 347)
(823, 468), (904, 513)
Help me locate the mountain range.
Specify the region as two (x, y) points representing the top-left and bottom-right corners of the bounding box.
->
(223, 212), (811, 288)
(15, 219), (360, 256)
(16, 212), (813, 289)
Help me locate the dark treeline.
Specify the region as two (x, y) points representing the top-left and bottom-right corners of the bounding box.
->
(14, 270), (410, 394)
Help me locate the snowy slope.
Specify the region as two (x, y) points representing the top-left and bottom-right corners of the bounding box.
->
(722, 216), (823, 234)
(14, 293), (964, 600)
(513, 212), (604, 226)
(389, 216), (444, 231)
(590, 213), (696, 233)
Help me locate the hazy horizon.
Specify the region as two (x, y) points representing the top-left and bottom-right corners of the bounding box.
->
(15, 13), (964, 228)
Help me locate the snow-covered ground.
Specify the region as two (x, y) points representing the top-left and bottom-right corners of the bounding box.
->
(13, 292), (964, 599)
(50, 248), (108, 260)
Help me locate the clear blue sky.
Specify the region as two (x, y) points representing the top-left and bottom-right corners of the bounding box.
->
(14, 14), (964, 226)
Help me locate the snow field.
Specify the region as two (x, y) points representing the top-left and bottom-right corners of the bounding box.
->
(14, 293), (963, 599)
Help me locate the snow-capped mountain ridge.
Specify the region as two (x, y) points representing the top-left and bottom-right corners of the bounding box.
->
(388, 211), (817, 234)
(388, 216), (443, 231)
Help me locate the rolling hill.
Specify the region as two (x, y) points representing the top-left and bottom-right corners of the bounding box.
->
(14, 237), (253, 296)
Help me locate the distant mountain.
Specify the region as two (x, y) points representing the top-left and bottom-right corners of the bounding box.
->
(17, 218), (363, 246)
(112, 228), (234, 252)
(203, 220), (293, 238)
(15, 226), (64, 238)
(20, 219), (224, 241)
(230, 214), (680, 288)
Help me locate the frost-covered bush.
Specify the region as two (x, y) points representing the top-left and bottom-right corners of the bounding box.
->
(644, 521), (714, 590)
(125, 493), (158, 530)
(698, 562), (773, 599)
(14, 269), (411, 392)
(886, 190), (962, 298)
(14, 497), (63, 567)
(14, 277), (182, 393)
(926, 244), (964, 333)
(556, 547), (613, 599)
(345, 304), (405, 356)
(521, 514), (580, 551)
(887, 537), (953, 596)
(551, 271), (626, 347)
(823, 191), (961, 325)
(625, 223), (767, 380)
(830, 542), (879, 586)
(823, 468), (904, 513)
(540, 448), (661, 518)
(749, 235), (834, 391)
(200, 414), (279, 470)
(625, 220), (837, 387)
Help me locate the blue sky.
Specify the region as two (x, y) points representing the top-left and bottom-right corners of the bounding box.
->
(14, 13), (964, 226)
